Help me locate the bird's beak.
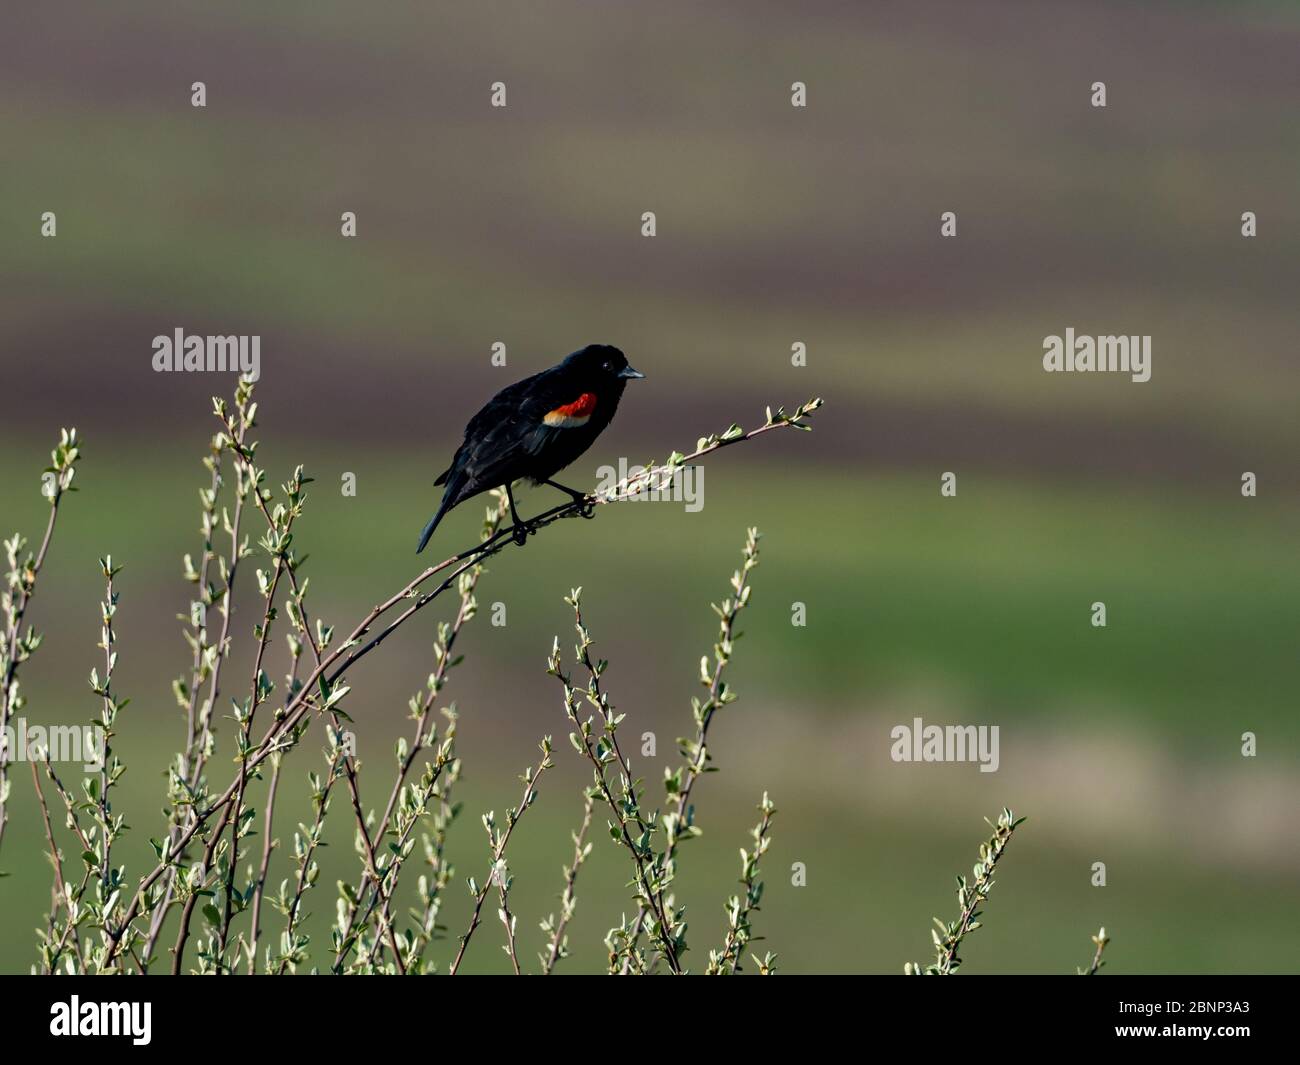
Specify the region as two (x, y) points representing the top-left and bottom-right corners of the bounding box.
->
(618, 365), (645, 380)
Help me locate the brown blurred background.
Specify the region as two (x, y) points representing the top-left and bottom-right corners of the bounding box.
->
(1, 0), (1297, 972)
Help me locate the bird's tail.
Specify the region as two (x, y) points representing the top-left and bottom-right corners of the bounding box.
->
(416, 476), (463, 554)
(416, 499), (450, 554)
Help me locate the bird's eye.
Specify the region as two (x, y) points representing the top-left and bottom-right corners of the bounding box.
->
(603, 360), (614, 371)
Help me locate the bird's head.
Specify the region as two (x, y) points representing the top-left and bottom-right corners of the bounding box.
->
(565, 344), (645, 386)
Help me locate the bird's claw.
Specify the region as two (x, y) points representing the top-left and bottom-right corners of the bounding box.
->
(567, 494), (595, 519)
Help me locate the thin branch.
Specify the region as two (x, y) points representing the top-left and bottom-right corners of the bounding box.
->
(170, 802), (232, 975)
(1080, 927), (1110, 975)
(334, 495), (504, 970)
(707, 792), (775, 975)
(448, 740), (553, 975)
(217, 460), (298, 971)
(274, 727), (346, 974)
(625, 526), (762, 967)
(497, 870), (521, 975)
(246, 754), (281, 973)
(144, 414), (245, 969)
(548, 602), (682, 974)
(407, 705), (465, 970)
(540, 791), (594, 975)
(32, 760), (74, 973)
(143, 453), (222, 966)
(905, 808), (1027, 976)
(2, 429), (80, 859)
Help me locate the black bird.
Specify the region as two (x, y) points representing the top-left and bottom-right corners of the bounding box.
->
(416, 344), (644, 553)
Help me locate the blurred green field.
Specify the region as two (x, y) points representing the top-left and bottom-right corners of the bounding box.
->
(1, 442), (1296, 972)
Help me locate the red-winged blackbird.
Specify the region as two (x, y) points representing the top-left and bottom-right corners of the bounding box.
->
(416, 344), (644, 553)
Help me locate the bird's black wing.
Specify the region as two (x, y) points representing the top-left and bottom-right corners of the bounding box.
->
(434, 372), (541, 485)
(437, 368), (583, 495)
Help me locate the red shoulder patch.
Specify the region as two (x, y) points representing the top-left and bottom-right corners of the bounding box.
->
(544, 392), (598, 426)
(551, 392), (597, 418)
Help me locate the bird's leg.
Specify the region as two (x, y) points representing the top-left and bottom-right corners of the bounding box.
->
(543, 478), (595, 519)
(506, 485), (530, 545)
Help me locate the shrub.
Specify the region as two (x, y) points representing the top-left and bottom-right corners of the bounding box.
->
(3, 382), (822, 975)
